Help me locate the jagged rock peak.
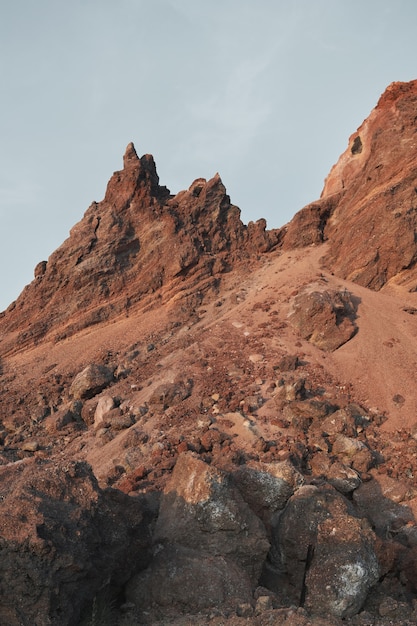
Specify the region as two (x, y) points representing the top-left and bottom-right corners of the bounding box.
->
(0, 143), (281, 353)
(123, 141), (140, 168)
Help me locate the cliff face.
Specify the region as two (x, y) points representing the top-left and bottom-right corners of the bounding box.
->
(3, 83), (417, 625)
(284, 80), (417, 291)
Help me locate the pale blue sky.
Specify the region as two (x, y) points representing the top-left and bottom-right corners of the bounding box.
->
(1, 0), (417, 311)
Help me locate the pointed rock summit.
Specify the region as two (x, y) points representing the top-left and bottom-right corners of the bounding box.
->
(3, 79), (417, 354)
(0, 145), (280, 354)
(123, 141), (140, 168)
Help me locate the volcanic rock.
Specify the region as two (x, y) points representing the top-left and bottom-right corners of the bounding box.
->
(288, 288), (357, 351)
(153, 452), (270, 583)
(267, 484), (379, 618)
(70, 363), (114, 400)
(284, 80), (417, 291)
(0, 458), (153, 626)
(125, 544), (253, 614)
(0, 144), (281, 354)
(232, 459), (304, 528)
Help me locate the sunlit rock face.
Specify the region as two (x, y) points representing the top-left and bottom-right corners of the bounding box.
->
(284, 80), (417, 291)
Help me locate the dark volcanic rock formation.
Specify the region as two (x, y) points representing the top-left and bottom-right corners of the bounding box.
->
(0, 458), (153, 626)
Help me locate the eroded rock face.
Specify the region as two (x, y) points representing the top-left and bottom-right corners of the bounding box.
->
(283, 80), (417, 291)
(0, 143), (281, 354)
(0, 458), (153, 626)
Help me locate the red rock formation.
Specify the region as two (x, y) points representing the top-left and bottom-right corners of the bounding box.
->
(0, 143), (281, 354)
(284, 80), (417, 291)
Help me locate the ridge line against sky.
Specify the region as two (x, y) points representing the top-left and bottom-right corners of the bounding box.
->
(1, 0), (417, 311)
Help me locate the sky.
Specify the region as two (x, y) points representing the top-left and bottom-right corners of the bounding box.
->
(1, 0), (417, 312)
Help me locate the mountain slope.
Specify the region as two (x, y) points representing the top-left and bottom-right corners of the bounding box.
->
(2, 83), (417, 625)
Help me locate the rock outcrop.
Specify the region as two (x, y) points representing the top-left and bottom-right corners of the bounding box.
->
(265, 484), (379, 618)
(0, 458), (153, 625)
(0, 143), (281, 354)
(284, 80), (417, 291)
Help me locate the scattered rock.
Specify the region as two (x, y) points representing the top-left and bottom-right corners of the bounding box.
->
(148, 379), (193, 409)
(327, 460), (362, 494)
(70, 364), (114, 400)
(94, 395), (116, 427)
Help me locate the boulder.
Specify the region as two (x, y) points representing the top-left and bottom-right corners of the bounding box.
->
(266, 484), (379, 618)
(154, 452), (270, 582)
(320, 459), (361, 494)
(233, 459), (304, 528)
(331, 434), (374, 472)
(148, 378), (193, 409)
(70, 364), (114, 400)
(305, 513), (379, 618)
(94, 395), (116, 427)
(125, 543), (253, 614)
(288, 289), (357, 352)
(0, 458), (152, 626)
(352, 471), (414, 536)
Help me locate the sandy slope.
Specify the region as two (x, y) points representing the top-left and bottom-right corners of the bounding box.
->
(6, 241), (417, 439)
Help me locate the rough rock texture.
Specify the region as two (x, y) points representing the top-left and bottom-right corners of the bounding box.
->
(70, 363), (114, 400)
(288, 288), (357, 351)
(284, 80), (417, 291)
(0, 143), (281, 354)
(125, 544), (254, 614)
(232, 459), (304, 528)
(154, 452), (270, 583)
(266, 484), (379, 618)
(3, 82), (417, 625)
(0, 458), (152, 626)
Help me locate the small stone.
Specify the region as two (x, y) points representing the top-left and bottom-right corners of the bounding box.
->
(94, 395), (115, 428)
(236, 602), (253, 617)
(22, 440), (39, 452)
(255, 595), (273, 614)
(249, 353), (264, 363)
(379, 596), (398, 617)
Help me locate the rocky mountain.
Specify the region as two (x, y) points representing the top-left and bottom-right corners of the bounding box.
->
(2, 81), (417, 625)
